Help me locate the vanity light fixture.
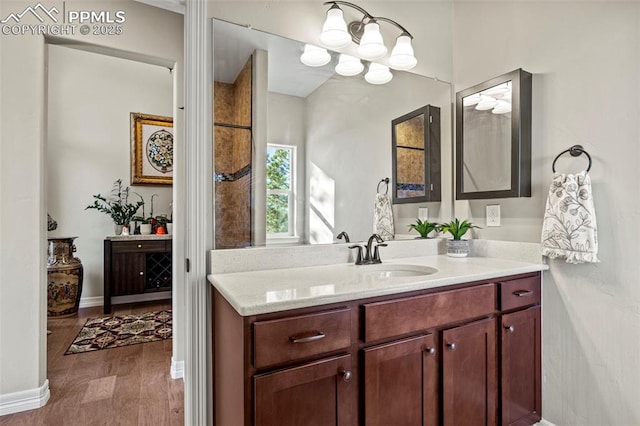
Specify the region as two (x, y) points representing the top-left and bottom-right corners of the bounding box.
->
(365, 63), (393, 85)
(335, 53), (364, 76)
(300, 44), (332, 67)
(319, 1), (417, 70)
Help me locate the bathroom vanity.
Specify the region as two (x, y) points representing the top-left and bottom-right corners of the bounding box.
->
(210, 255), (544, 426)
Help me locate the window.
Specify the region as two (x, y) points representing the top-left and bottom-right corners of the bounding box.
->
(267, 144), (296, 236)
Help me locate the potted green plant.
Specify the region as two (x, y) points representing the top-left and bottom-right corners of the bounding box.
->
(440, 218), (480, 257)
(86, 179), (144, 235)
(132, 216), (153, 235)
(408, 218), (439, 238)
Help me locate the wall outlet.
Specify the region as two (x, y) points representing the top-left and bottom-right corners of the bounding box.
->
(486, 205), (501, 227)
(418, 207), (428, 221)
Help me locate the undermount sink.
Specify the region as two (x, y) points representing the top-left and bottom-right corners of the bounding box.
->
(358, 264), (438, 278)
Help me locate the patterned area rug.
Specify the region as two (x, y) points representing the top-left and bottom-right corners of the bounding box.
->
(65, 310), (172, 355)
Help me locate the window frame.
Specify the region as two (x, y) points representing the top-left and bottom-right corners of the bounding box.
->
(266, 143), (297, 238)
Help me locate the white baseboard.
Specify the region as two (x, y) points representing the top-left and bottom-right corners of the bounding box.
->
(0, 379), (50, 416)
(78, 296), (103, 308)
(535, 420), (558, 426)
(171, 358), (184, 379)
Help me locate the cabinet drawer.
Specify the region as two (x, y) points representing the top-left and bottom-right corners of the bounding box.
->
(500, 276), (540, 311)
(111, 240), (168, 254)
(254, 308), (351, 369)
(363, 284), (496, 342)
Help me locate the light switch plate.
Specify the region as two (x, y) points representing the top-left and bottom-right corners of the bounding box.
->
(418, 208), (428, 221)
(486, 205), (501, 227)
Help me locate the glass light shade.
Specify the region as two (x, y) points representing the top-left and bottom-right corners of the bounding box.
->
(319, 6), (351, 48)
(475, 95), (497, 110)
(365, 63), (393, 85)
(300, 44), (331, 67)
(357, 21), (387, 60)
(388, 35), (417, 70)
(335, 54), (364, 76)
(463, 93), (481, 106)
(492, 100), (512, 114)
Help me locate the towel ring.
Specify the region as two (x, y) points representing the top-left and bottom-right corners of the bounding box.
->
(377, 177), (389, 195)
(552, 145), (592, 173)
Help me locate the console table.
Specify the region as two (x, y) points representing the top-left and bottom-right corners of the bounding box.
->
(103, 236), (172, 314)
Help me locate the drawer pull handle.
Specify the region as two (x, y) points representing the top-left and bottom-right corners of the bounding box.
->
(338, 368), (352, 382)
(513, 290), (533, 297)
(139, 271), (144, 276)
(425, 347), (436, 356)
(137, 244), (142, 248)
(504, 325), (515, 333)
(446, 342), (456, 351)
(290, 331), (325, 344)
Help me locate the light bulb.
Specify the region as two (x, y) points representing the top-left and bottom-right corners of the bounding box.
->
(300, 44), (331, 67)
(365, 63), (393, 85)
(335, 54), (364, 76)
(319, 4), (351, 48)
(357, 21), (387, 60)
(388, 34), (417, 70)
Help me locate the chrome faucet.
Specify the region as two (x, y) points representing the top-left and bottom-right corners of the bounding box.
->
(336, 231), (350, 243)
(349, 234), (387, 265)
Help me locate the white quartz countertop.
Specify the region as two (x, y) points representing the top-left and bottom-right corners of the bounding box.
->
(208, 255), (548, 316)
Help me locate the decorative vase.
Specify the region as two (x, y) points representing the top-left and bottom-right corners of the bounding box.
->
(140, 224), (152, 235)
(47, 237), (84, 317)
(447, 239), (469, 258)
(114, 224), (124, 235)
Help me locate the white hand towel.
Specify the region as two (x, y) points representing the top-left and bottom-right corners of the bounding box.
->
(541, 170), (598, 263)
(374, 193), (394, 241)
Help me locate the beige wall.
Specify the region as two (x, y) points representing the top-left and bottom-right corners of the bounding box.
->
(0, 0), (183, 401)
(453, 2), (640, 424)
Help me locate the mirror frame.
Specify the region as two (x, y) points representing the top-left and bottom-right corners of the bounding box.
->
(455, 68), (532, 200)
(392, 104), (441, 204)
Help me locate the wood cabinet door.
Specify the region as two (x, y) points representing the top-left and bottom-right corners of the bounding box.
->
(442, 317), (497, 426)
(254, 354), (355, 426)
(363, 334), (438, 426)
(501, 306), (541, 426)
(111, 253), (145, 296)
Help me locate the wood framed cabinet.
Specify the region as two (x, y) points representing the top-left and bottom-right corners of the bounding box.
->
(103, 238), (172, 314)
(212, 271), (541, 426)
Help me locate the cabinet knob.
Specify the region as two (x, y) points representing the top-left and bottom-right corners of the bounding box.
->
(338, 368), (352, 383)
(446, 342), (456, 351)
(137, 244), (142, 248)
(425, 347), (436, 356)
(139, 271), (144, 276)
(504, 325), (515, 333)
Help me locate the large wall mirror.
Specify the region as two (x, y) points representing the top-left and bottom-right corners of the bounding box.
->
(212, 18), (451, 248)
(455, 68), (532, 200)
(392, 105), (441, 204)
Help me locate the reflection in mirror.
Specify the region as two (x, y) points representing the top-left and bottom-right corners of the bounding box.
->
(455, 68), (531, 200)
(392, 105), (441, 204)
(212, 18), (450, 247)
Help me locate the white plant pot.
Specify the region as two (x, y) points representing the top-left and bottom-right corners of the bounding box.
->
(166, 223), (173, 234)
(140, 224), (152, 235)
(447, 239), (469, 257)
(114, 224), (124, 235)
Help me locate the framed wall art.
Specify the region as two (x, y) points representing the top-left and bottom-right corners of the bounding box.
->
(130, 112), (174, 185)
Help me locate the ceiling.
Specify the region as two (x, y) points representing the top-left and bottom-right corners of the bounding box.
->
(214, 19), (335, 98)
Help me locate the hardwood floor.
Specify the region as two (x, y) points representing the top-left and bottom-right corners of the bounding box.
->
(0, 301), (184, 426)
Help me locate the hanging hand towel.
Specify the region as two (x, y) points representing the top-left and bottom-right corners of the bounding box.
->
(541, 170), (598, 263)
(374, 193), (395, 241)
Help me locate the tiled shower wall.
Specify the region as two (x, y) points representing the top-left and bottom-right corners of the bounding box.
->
(214, 57), (252, 249)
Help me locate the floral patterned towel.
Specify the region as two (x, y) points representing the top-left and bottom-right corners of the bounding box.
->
(374, 193), (394, 241)
(541, 171), (598, 263)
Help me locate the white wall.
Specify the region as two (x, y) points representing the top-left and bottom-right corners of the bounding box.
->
(453, 2), (640, 424)
(306, 72), (451, 244)
(266, 92), (307, 242)
(47, 45), (173, 301)
(0, 0), (183, 404)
